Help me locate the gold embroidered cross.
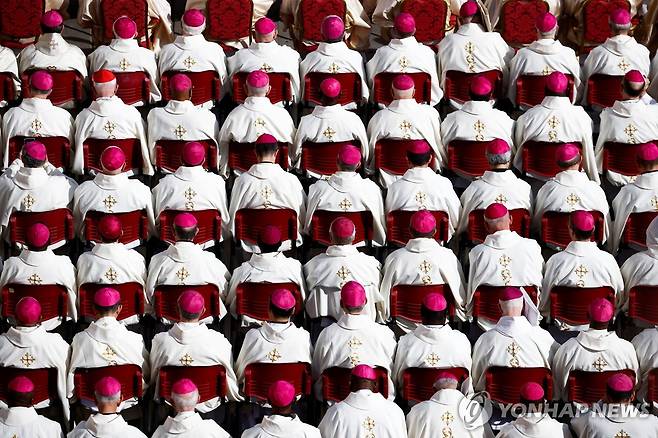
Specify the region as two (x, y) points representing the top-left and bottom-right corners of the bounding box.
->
(27, 274), (42, 285)
(541, 66), (553, 76)
(22, 194), (36, 211)
(337, 266), (351, 281)
(184, 187), (197, 210)
(267, 348), (282, 362)
(179, 353), (194, 366)
(174, 125), (187, 140)
(349, 351), (360, 366)
(415, 191), (428, 208)
(322, 127), (336, 140)
(20, 352), (36, 367)
(182, 56), (197, 70)
(473, 120), (486, 141)
(501, 269), (512, 285)
(348, 336), (362, 349)
(104, 267), (118, 282)
(618, 58), (630, 72)
(254, 118), (266, 130)
(400, 120), (413, 131)
(465, 41), (475, 54)
(176, 266), (190, 283)
(30, 119), (43, 133)
(119, 58), (131, 71)
(101, 345), (117, 361)
(261, 63), (273, 73)
(102, 121), (117, 138)
(103, 195), (118, 212)
(464, 42), (476, 72)
(441, 411), (454, 425)
(507, 341), (520, 355)
(651, 196), (658, 211)
(363, 417), (376, 431)
(328, 63), (340, 74)
(624, 124), (638, 143)
(575, 264), (588, 287)
(615, 431), (631, 438)
(442, 427), (453, 438)
(547, 116), (560, 130)
(261, 186), (273, 207)
(566, 193), (580, 207)
(398, 56), (409, 70)
(419, 260), (432, 274)
(425, 352), (440, 367)
(548, 130), (558, 142)
(494, 194), (507, 204)
(592, 356), (608, 372)
(48, 39), (59, 50)
(339, 198), (352, 211)
(499, 254), (511, 267)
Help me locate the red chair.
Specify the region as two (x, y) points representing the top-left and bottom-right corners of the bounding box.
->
(581, 0), (630, 51)
(499, 0), (549, 47)
(303, 72), (361, 107)
(73, 364), (143, 403)
(21, 69), (84, 107)
(298, 0), (346, 47)
(310, 210), (373, 246)
(447, 139), (495, 179)
(586, 74), (623, 108)
(541, 210), (605, 250)
(372, 72), (431, 106)
(375, 139), (433, 176)
(390, 284), (456, 322)
(321, 366), (388, 403)
(399, 0), (450, 47)
(234, 208), (298, 248)
(161, 71), (221, 106)
(82, 138), (143, 173)
(204, 0), (253, 53)
(235, 282), (303, 321)
(0, 0), (43, 49)
(228, 141), (289, 173)
(301, 140), (360, 177)
(78, 282), (144, 321)
(466, 208), (531, 244)
(621, 212), (658, 250)
(243, 362), (312, 402)
(602, 142), (645, 176)
(158, 209), (222, 246)
(98, 0), (149, 47)
(402, 367), (468, 403)
(647, 368), (658, 404)
(8, 208), (74, 247)
(628, 286), (658, 326)
(0, 72), (17, 102)
(153, 284), (220, 322)
(0, 367), (58, 405)
(8, 136), (70, 170)
(232, 72), (293, 105)
(154, 139), (217, 172)
(549, 286), (615, 326)
(516, 74), (575, 107)
(568, 369), (635, 404)
(84, 210), (148, 245)
(522, 141), (582, 179)
(472, 285), (538, 323)
(444, 70), (502, 105)
(386, 210), (449, 246)
(1, 283), (68, 322)
(159, 365), (227, 403)
(92, 72), (150, 106)
(485, 367), (552, 404)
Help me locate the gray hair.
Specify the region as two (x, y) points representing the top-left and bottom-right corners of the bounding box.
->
(499, 298), (524, 314)
(172, 390), (200, 411)
(433, 377), (459, 390)
(93, 81), (116, 96)
(95, 392), (121, 404)
(538, 29), (557, 39)
(486, 151), (512, 165)
(610, 21), (631, 32)
(483, 215), (509, 227)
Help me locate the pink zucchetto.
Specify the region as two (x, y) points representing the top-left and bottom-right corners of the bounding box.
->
(113, 16), (137, 39)
(271, 288), (296, 311)
(422, 292), (447, 312)
(321, 15), (345, 40)
(535, 12), (557, 33)
(470, 76), (493, 96)
(93, 69), (116, 84)
(255, 17), (277, 35)
(95, 376), (121, 397)
(607, 373), (634, 392)
(338, 144), (361, 166)
(172, 378), (197, 395)
(352, 364), (377, 380)
(256, 133), (277, 145)
(260, 225), (282, 245)
(499, 287), (523, 301)
(484, 202), (508, 220)
(170, 73), (193, 92)
(410, 210), (436, 234)
(330, 217), (356, 239)
(392, 74), (415, 91)
(487, 139), (510, 155)
(555, 143), (580, 162)
(459, 1), (479, 17)
(320, 78), (341, 98)
(8, 376), (35, 394)
(15, 297), (42, 325)
(99, 215), (122, 241)
(341, 281), (366, 307)
(174, 212), (198, 228)
(624, 70), (645, 86)
(610, 8), (631, 26)
(247, 70), (269, 88)
(100, 146), (126, 172)
(178, 290), (205, 314)
(638, 142), (658, 161)
(268, 380), (296, 407)
(394, 13), (416, 34)
(30, 71), (54, 91)
(26, 223), (49, 248)
(407, 139), (431, 154)
(182, 141), (206, 166)
(546, 71), (568, 93)
(589, 297), (614, 323)
(42, 10), (63, 28)
(571, 210), (595, 232)
(520, 382), (545, 401)
(183, 9), (206, 27)
(94, 287), (121, 307)
(23, 141), (47, 161)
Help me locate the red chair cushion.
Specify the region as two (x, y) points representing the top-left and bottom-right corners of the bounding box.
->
(204, 0), (253, 43)
(400, 0), (449, 45)
(99, 0), (148, 45)
(500, 0), (549, 47)
(235, 281), (303, 321)
(0, 0), (43, 41)
(78, 282), (144, 321)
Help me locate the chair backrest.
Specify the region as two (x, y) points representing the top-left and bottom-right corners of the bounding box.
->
(204, 0), (253, 44)
(78, 282), (144, 321)
(485, 366), (552, 404)
(303, 72), (361, 106)
(0, 0), (43, 42)
(301, 140), (360, 177)
(9, 208), (74, 247)
(372, 72), (431, 106)
(628, 286), (658, 326)
(310, 210), (373, 246)
(447, 139), (494, 179)
(522, 141), (582, 179)
(243, 362), (312, 402)
(500, 0), (549, 47)
(73, 364), (143, 402)
(399, 0), (450, 45)
(153, 284), (220, 321)
(540, 210), (605, 250)
(234, 208), (298, 247)
(158, 209), (222, 246)
(375, 139), (433, 176)
(386, 210), (449, 246)
(21, 69), (83, 107)
(602, 142), (645, 177)
(444, 70), (502, 105)
(0, 367), (58, 405)
(235, 281), (303, 321)
(91, 72), (150, 106)
(321, 366), (388, 402)
(299, 0), (347, 42)
(402, 367), (469, 403)
(466, 208), (530, 244)
(582, 0), (630, 47)
(0, 72), (17, 102)
(228, 141), (289, 173)
(516, 73), (575, 107)
(161, 71), (221, 106)
(550, 286), (615, 326)
(82, 138), (143, 173)
(390, 284), (455, 322)
(648, 368), (658, 404)
(1, 283), (68, 322)
(232, 72), (293, 105)
(84, 210), (148, 244)
(8, 136), (70, 170)
(472, 285), (538, 322)
(586, 74), (624, 108)
(99, 0), (148, 45)
(159, 365), (227, 403)
(154, 139), (217, 172)
(567, 369), (635, 404)
(621, 212), (658, 250)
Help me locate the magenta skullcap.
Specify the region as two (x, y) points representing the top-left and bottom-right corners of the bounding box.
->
(172, 378), (197, 395)
(487, 139), (510, 155)
(23, 141), (47, 161)
(99, 215), (122, 241)
(546, 71), (568, 93)
(410, 210), (436, 234)
(41, 10), (63, 28)
(341, 281), (366, 307)
(423, 292), (447, 312)
(256, 133), (277, 145)
(392, 74), (415, 91)
(555, 143), (580, 162)
(459, 1), (479, 17)
(8, 376), (35, 394)
(113, 16), (137, 39)
(255, 17), (277, 35)
(589, 297), (614, 323)
(170, 73), (193, 93)
(535, 12), (557, 33)
(321, 15), (345, 40)
(95, 376), (121, 397)
(260, 225), (282, 245)
(407, 139), (431, 154)
(436, 371), (458, 381)
(571, 210), (595, 232)
(15, 297), (41, 325)
(271, 288), (296, 311)
(638, 142), (658, 161)
(470, 75), (493, 96)
(178, 290), (205, 314)
(624, 69), (645, 86)
(320, 78), (341, 98)
(499, 287), (523, 301)
(30, 71), (54, 91)
(352, 364), (377, 380)
(183, 9), (206, 27)
(174, 212), (198, 228)
(182, 141), (205, 166)
(484, 202), (508, 220)
(607, 373), (634, 392)
(100, 146), (126, 172)
(520, 382), (545, 401)
(26, 223), (49, 248)
(610, 8), (631, 25)
(94, 287), (121, 307)
(394, 12), (416, 33)
(338, 144), (361, 166)
(247, 70), (269, 88)
(330, 217), (356, 239)
(268, 380), (296, 407)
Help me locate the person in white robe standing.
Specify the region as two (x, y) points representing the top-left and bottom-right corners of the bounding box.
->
(0, 45), (20, 106)
(621, 217), (658, 324)
(2, 71), (74, 169)
(0, 376), (63, 438)
(632, 321), (658, 401)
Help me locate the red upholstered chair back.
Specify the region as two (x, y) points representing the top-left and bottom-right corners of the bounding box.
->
(648, 368), (658, 404)
(1, 283), (69, 321)
(466, 208), (530, 244)
(301, 140), (360, 177)
(390, 284), (456, 322)
(472, 285), (538, 322)
(21, 69), (84, 107)
(567, 369), (635, 404)
(8, 136), (71, 170)
(154, 139), (217, 172)
(444, 70), (502, 105)
(386, 210), (449, 246)
(84, 210), (148, 245)
(243, 362), (312, 402)
(521, 141), (582, 179)
(581, 0), (631, 48)
(0, 367), (58, 405)
(78, 282), (144, 321)
(153, 284), (220, 321)
(73, 364), (143, 402)
(516, 74), (575, 107)
(540, 210), (605, 251)
(228, 141), (289, 173)
(447, 139), (495, 179)
(0, 72), (17, 102)
(372, 72), (431, 106)
(628, 286), (658, 326)
(82, 138), (143, 173)
(0, 0), (43, 47)
(303, 72), (361, 106)
(235, 281), (303, 321)
(299, 0), (347, 42)
(375, 138), (433, 176)
(99, 0), (148, 46)
(91, 72), (150, 106)
(485, 366), (552, 404)
(310, 210), (373, 246)
(158, 209), (222, 246)
(161, 71), (222, 106)
(321, 366), (388, 402)
(399, 0), (450, 46)
(232, 72), (293, 105)
(8, 209), (74, 247)
(234, 208), (298, 247)
(402, 367), (469, 402)
(602, 142), (645, 177)
(586, 74), (623, 108)
(159, 365), (227, 403)
(204, 0), (253, 48)
(500, 0), (549, 47)
(549, 286), (615, 326)
(621, 212), (658, 251)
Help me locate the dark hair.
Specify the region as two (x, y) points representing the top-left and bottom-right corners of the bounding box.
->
(255, 142), (278, 157)
(544, 87), (568, 98)
(7, 390), (34, 408)
(179, 308), (202, 321)
(468, 90), (492, 101)
(174, 225), (197, 242)
(571, 226), (594, 241)
(22, 153), (46, 169)
(41, 24), (63, 34)
(338, 162), (359, 172)
(637, 157), (658, 168)
(406, 151), (432, 166)
(622, 81), (644, 98)
(257, 241), (281, 254)
(94, 302), (121, 315)
(320, 95), (340, 107)
(607, 387), (633, 403)
(557, 155), (581, 169)
(420, 306), (446, 325)
(269, 303), (295, 319)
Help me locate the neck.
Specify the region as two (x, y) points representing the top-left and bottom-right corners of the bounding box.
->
(490, 165), (509, 170)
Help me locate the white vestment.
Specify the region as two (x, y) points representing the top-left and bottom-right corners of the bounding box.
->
(552, 329), (638, 400)
(0, 407), (63, 438)
(242, 414), (321, 438)
(304, 172), (385, 246)
(0, 46), (20, 105)
(228, 163), (306, 252)
(0, 250), (77, 330)
(312, 313), (397, 399)
(570, 404), (658, 438)
(471, 316), (557, 391)
(149, 322), (242, 412)
(610, 171), (658, 253)
(497, 413), (572, 438)
(440, 100), (516, 149)
(620, 236), (658, 317)
(1, 98), (74, 168)
(648, 54), (658, 99)
(632, 327), (658, 400)
(153, 411), (230, 438)
(513, 96), (598, 182)
(73, 96), (152, 175)
(303, 245), (382, 321)
(67, 413), (147, 438)
(18, 33), (87, 78)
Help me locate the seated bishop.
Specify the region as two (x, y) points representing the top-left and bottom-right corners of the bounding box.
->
(87, 16), (161, 106)
(318, 365), (406, 437)
(1, 71), (74, 168)
(304, 145), (385, 247)
(146, 213), (230, 324)
(632, 319), (658, 401)
(291, 78), (368, 179)
(0, 376), (63, 438)
(312, 282), (397, 400)
(0, 224), (77, 331)
(73, 146), (155, 248)
(552, 299), (638, 401)
(0, 45), (20, 107)
(228, 18), (301, 104)
(73, 70), (151, 176)
(381, 212), (466, 331)
(218, 72), (295, 177)
(150, 290), (242, 414)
